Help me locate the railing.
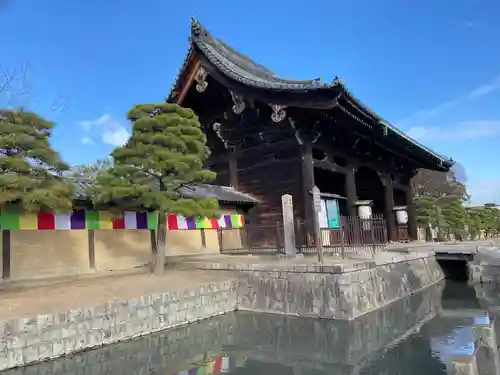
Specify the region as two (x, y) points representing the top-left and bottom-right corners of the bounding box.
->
(397, 224), (410, 242)
(219, 214), (388, 256)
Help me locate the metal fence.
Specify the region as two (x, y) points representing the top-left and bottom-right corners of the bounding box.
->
(219, 214), (389, 256)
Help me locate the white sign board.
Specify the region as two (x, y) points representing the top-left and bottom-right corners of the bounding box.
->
(312, 186), (322, 213)
(317, 199), (328, 228)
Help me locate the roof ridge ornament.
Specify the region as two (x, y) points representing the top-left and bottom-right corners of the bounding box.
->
(190, 17), (202, 36)
(332, 76), (344, 86)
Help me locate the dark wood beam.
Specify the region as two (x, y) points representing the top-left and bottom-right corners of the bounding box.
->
(313, 142), (391, 174)
(379, 173), (397, 242)
(393, 181), (407, 191)
(206, 138), (298, 167)
(228, 147), (238, 189)
(345, 166), (357, 217)
(176, 59), (201, 106)
(313, 159), (347, 174)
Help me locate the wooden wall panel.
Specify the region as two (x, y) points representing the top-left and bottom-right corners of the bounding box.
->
(237, 147), (303, 224)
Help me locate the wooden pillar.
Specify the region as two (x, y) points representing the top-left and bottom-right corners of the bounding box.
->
(2, 230), (11, 280)
(200, 228), (207, 249)
(88, 229), (96, 270)
(345, 166), (357, 217)
(405, 182), (418, 241)
(380, 174), (397, 242)
(228, 147), (238, 189)
(301, 142), (316, 247)
(301, 142), (315, 222)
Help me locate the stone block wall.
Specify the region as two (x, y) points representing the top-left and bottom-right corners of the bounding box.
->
(0, 279), (238, 371)
(237, 254), (444, 320)
(469, 264), (500, 284)
(4, 313), (242, 375)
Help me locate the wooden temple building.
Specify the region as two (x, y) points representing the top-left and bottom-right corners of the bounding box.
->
(167, 19), (453, 242)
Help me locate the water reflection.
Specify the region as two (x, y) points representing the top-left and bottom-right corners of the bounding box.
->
(6, 280), (500, 375)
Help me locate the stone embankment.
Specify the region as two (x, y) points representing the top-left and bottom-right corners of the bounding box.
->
(0, 274), (238, 371)
(445, 310), (500, 375)
(469, 245), (500, 284)
(178, 251), (444, 319)
(0, 251), (444, 371)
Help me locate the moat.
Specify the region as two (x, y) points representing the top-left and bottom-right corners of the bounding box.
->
(5, 279), (500, 375)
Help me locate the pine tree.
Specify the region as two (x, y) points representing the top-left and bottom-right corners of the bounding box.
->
(92, 103), (219, 275)
(0, 109), (74, 211)
(414, 196), (438, 227)
(482, 207), (500, 237)
(467, 208), (484, 240)
(440, 197), (467, 240)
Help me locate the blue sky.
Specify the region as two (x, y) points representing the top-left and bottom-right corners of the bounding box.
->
(1, 0), (499, 204)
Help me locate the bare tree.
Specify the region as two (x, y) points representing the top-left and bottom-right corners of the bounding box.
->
(411, 167), (468, 201)
(0, 62), (67, 114)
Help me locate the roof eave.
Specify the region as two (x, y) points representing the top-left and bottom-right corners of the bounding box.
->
(337, 86), (453, 170)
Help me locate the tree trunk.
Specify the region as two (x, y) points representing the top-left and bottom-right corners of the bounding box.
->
(154, 211), (167, 276)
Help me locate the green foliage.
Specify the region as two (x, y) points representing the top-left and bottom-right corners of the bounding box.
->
(481, 207), (500, 237)
(464, 207), (500, 239)
(92, 103), (219, 274)
(0, 109), (74, 211)
(440, 197), (468, 239)
(414, 196), (437, 227)
(92, 103), (218, 217)
(467, 208), (484, 239)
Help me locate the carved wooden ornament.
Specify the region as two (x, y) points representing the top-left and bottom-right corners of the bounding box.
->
(194, 66), (208, 93)
(270, 104), (287, 123)
(230, 91), (246, 114)
(212, 122), (228, 148)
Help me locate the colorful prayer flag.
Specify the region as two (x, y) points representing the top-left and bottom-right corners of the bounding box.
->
(0, 210), (241, 231)
(19, 212), (38, 230)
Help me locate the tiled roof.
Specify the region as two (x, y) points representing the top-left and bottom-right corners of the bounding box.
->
(166, 19), (453, 170)
(72, 179), (258, 205)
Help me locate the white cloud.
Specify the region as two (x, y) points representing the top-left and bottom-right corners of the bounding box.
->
(400, 75), (500, 125)
(79, 136), (94, 145)
(78, 113), (130, 146)
(102, 127), (130, 147)
(78, 114), (111, 131)
(407, 120), (500, 142)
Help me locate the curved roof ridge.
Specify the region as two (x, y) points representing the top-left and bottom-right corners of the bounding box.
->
(190, 18), (334, 90)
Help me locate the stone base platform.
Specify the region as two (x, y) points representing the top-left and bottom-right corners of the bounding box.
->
(175, 251), (445, 320)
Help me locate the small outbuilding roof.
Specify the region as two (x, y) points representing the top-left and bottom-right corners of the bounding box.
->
(72, 179), (259, 205)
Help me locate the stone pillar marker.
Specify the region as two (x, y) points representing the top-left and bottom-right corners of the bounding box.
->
(312, 186), (324, 263)
(281, 194), (298, 256)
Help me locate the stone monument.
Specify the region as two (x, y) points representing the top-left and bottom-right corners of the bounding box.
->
(281, 194), (299, 256)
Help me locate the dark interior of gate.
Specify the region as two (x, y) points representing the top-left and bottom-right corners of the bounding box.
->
(166, 19), (454, 253)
